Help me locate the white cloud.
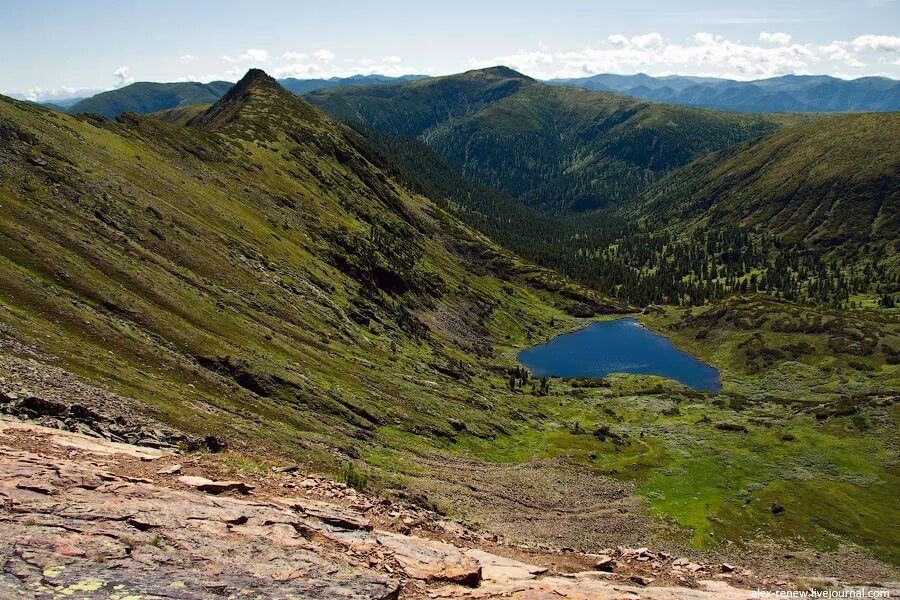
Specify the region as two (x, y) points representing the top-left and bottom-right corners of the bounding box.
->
(282, 51), (308, 61)
(693, 32), (722, 45)
(16, 86), (78, 101)
(759, 32), (792, 45)
(820, 42), (867, 68)
(314, 49), (335, 62)
(179, 54), (198, 63)
(382, 55), (402, 63)
(607, 33), (664, 49)
(851, 34), (900, 52)
(242, 48), (270, 63)
(466, 32), (896, 80)
(631, 33), (665, 49)
(113, 66), (134, 87)
(222, 48), (271, 64)
(271, 63), (322, 78)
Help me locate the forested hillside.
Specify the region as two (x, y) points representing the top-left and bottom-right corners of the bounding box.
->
(306, 67), (814, 213)
(65, 81), (233, 119)
(350, 109), (898, 308)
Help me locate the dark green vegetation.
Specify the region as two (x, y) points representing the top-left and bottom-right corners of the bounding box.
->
(66, 81), (234, 119)
(2, 66), (897, 571)
(64, 75), (426, 120)
(609, 112), (900, 307)
(305, 67), (813, 214)
(0, 69), (617, 466)
(367, 296), (899, 565)
(348, 107), (899, 308)
(630, 112), (900, 256)
(550, 73), (900, 113)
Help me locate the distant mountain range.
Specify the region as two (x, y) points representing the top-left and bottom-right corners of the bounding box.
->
(59, 75), (427, 119)
(63, 81), (234, 119)
(547, 73), (900, 113)
(305, 66), (814, 213)
(279, 73), (428, 94)
(47, 71), (900, 121)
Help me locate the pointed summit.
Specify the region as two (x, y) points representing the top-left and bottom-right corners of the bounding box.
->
(188, 68), (321, 132)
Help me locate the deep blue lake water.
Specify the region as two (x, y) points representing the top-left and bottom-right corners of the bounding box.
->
(517, 318), (721, 392)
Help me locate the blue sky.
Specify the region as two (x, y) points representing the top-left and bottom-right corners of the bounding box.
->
(2, 0), (899, 100)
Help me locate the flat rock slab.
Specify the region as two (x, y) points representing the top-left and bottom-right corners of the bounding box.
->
(378, 531), (482, 586)
(278, 496), (373, 530)
(0, 419), (804, 600)
(464, 549), (547, 581)
(430, 577), (760, 599)
(0, 417), (169, 459)
(178, 474), (255, 494)
(0, 435), (399, 599)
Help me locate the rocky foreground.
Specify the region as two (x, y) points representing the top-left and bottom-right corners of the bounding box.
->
(3, 417), (890, 600)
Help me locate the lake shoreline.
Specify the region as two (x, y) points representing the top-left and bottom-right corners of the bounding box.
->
(517, 316), (722, 392)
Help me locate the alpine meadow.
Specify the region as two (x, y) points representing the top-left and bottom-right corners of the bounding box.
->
(0, 2), (897, 598)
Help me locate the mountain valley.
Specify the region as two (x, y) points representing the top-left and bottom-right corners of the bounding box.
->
(1, 60), (898, 598)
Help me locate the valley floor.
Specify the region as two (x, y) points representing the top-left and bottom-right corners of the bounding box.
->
(2, 416), (881, 600)
(1, 339), (898, 598)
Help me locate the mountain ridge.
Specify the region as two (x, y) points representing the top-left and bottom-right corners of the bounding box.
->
(306, 66), (818, 213)
(62, 74), (431, 119)
(0, 69), (618, 461)
(549, 72), (900, 112)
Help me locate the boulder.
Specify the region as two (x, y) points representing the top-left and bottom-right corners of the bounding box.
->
(594, 555), (616, 572)
(177, 475), (254, 494)
(278, 497), (373, 531)
(156, 464), (182, 475)
(465, 548), (547, 581)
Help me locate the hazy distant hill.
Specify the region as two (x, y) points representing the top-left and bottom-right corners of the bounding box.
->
(65, 75), (429, 119)
(279, 74), (428, 94)
(549, 73), (900, 113)
(66, 81), (234, 119)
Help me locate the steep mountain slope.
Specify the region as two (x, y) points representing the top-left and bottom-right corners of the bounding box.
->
(148, 102), (210, 124)
(550, 73), (900, 113)
(0, 69), (616, 462)
(305, 67), (815, 213)
(629, 112), (900, 260)
(342, 121), (575, 260)
(3, 71), (899, 574)
(343, 112), (896, 308)
(66, 81), (234, 119)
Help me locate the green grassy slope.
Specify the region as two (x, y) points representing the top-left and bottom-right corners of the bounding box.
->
(150, 103), (211, 125)
(2, 71), (897, 566)
(66, 81), (233, 119)
(628, 112), (900, 262)
(306, 67), (816, 214)
(0, 69), (618, 464)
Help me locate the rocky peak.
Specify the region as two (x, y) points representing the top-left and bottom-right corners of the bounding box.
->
(187, 68), (319, 131)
